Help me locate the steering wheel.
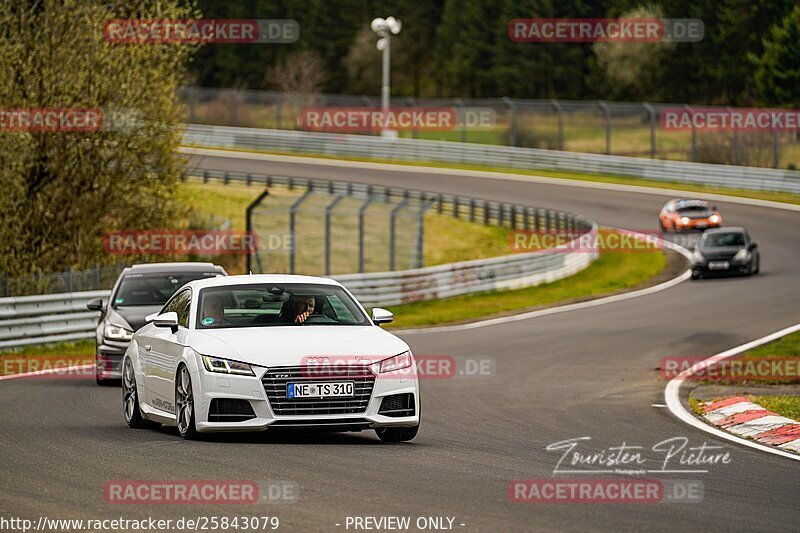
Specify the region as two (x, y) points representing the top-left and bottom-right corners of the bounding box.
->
(302, 313), (336, 324)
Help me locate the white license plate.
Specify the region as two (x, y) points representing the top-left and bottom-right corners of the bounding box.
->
(708, 261), (729, 270)
(695, 222), (707, 228)
(287, 382), (354, 398)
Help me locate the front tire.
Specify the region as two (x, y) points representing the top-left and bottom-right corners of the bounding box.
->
(123, 358), (151, 429)
(175, 365), (198, 440)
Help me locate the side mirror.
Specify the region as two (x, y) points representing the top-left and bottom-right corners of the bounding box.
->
(711, 205), (717, 211)
(372, 308), (394, 325)
(153, 311), (179, 329)
(750, 242), (758, 249)
(86, 298), (104, 311)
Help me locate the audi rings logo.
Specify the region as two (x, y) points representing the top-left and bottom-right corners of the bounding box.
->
(306, 356), (330, 364)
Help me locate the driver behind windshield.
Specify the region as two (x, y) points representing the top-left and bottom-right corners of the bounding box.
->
(277, 295), (316, 324)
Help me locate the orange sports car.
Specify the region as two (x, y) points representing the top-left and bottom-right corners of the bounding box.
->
(659, 199), (722, 233)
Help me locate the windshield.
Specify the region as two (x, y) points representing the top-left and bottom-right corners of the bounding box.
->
(700, 233), (746, 248)
(676, 202), (709, 213)
(113, 272), (219, 307)
(196, 283), (369, 328)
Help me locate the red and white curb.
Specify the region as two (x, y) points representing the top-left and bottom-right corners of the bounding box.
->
(699, 396), (800, 453)
(665, 322), (800, 462)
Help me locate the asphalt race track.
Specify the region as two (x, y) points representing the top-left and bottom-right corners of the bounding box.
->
(2, 152), (799, 531)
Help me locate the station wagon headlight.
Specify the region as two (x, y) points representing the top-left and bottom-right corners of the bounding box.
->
(680, 217), (690, 225)
(372, 351), (413, 374)
(733, 249), (749, 262)
(202, 355), (255, 376)
(709, 214), (721, 224)
(104, 325), (133, 340)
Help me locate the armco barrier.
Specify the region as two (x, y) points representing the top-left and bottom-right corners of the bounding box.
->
(0, 227), (597, 349)
(183, 125), (800, 194)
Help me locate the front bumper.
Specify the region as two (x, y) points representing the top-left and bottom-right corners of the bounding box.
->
(95, 340), (130, 379)
(674, 220), (721, 232)
(191, 365), (420, 433)
(692, 259), (751, 276)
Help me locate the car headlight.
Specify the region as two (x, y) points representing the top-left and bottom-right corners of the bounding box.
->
(202, 355), (255, 376)
(692, 249), (704, 261)
(372, 351), (413, 374)
(733, 249), (750, 262)
(709, 214), (721, 224)
(680, 217), (690, 225)
(104, 325), (133, 341)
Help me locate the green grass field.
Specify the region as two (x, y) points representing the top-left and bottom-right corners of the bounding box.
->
(751, 395), (800, 422)
(178, 179), (513, 275)
(386, 235), (667, 329)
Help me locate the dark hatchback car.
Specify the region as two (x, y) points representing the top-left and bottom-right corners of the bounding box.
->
(691, 227), (760, 279)
(87, 262), (226, 384)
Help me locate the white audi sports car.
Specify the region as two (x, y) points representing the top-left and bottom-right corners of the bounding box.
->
(122, 274), (420, 442)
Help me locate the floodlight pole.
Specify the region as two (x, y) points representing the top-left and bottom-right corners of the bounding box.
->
(381, 33), (391, 126)
(371, 17), (401, 136)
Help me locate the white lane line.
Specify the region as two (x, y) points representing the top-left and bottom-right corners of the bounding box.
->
(180, 147), (800, 212)
(665, 322), (800, 462)
(397, 230), (692, 334)
(0, 363), (94, 381)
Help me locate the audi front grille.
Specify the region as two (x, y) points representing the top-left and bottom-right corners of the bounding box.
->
(262, 365), (376, 416)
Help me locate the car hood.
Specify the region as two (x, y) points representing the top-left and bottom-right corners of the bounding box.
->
(186, 326), (410, 368)
(109, 305), (163, 332)
(698, 246), (743, 260)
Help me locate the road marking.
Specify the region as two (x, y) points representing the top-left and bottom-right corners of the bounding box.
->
(181, 147), (800, 212)
(397, 230), (691, 334)
(664, 322), (800, 462)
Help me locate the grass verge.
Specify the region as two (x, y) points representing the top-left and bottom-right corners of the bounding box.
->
(386, 241), (668, 329)
(0, 339), (95, 376)
(690, 330), (800, 386)
(183, 145), (800, 206)
(750, 395), (800, 422)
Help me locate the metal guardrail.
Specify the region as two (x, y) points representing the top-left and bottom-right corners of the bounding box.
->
(0, 228), (598, 349)
(181, 87), (800, 168)
(183, 125), (800, 194)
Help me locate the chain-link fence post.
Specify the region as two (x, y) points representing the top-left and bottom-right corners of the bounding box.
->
(289, 188), (313, 274)
(551, 99), (564, 151)
(598, 100), (611, 155)
(503, 97), (517, 147)
(324, 196), (344, 275)
(773, 131), (780, 168)
(643, 102), (656, 159)
(685, 104), (696, 162)
(358, 189), (374, 273)
(389, 194), (409, 271)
